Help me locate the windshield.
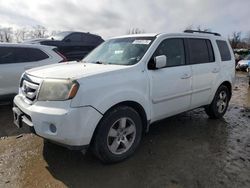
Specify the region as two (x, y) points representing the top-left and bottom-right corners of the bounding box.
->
(83, 37), (155, 65)
(244, 54), (250, 60)
(48, 32), (72, 40)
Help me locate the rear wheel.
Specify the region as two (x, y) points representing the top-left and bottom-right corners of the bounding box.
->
(92, 106), (142, 163)
(205, 85), (230, 119)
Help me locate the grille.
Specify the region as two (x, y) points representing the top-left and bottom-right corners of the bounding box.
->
(20, 74), (41, 104)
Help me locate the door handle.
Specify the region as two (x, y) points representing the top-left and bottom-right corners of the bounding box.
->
(181, 73), (191, 79)
(212, 68), (219, 73)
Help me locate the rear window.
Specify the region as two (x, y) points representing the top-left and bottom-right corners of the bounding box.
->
(28, 48), (49, 61)
(0, 47), (49, 64)
(187, 38), (215, 64)
(216, 40), (231, 61)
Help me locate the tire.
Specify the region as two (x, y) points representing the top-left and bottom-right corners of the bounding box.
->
(92, 106), (142, 163)
(205, 85), (230, 119)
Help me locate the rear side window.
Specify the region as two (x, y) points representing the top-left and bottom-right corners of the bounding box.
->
(27, 48), (49, 61)
(187, 39), (215, 64)
(0, 47), (49, 64)
(216, 40), (231, 61)
(153, 38), (186, 67)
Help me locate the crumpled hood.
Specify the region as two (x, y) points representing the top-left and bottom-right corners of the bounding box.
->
(25, 61), (128, 79)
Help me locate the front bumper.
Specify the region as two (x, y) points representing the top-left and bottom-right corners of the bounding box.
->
(13, 95), (103, 147)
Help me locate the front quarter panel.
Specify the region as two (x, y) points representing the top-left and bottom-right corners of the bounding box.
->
(70, 65), (150, 120)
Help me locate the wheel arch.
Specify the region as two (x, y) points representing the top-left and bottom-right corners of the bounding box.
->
(209, 80), (233, 103)
(90, 100), (149, 147)
(109, 101), (148, 132)
(101, 101), (148, 132)
(220, 81), (232, 100)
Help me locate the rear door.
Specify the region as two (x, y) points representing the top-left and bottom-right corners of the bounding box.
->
(148, 38), (192, 121)
(0, 47), (50, 96)
(186, 38), (219, 108)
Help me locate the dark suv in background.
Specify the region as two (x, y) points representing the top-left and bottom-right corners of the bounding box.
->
(25, 31), (104, 61)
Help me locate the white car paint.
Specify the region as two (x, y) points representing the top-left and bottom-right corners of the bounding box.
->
(237, 60), (249, 66)
(236, 60), (250, 71)
(0, 43), (63, 98)
(13, 32), (235, 148)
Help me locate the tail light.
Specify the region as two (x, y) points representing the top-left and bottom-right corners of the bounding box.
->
(53, 49), (67, 63)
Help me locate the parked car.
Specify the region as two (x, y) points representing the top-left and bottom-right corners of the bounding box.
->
(248, 67), (250, 86)
(24, 31), (104, 61)
(13, 30), (235, 163)
(0, 43), (66, 101)
(249, 74), (250, 86)
(236, 54), (250, 71)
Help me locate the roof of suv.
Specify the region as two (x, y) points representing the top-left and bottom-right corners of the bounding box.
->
(111, 32), (226, 40)
(0, 42), (56, 50)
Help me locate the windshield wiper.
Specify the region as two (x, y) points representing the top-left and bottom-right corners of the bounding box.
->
(95, 61), (108, 65)
(82, 60), (109, 65)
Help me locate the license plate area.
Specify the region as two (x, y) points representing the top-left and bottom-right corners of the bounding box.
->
(13, 107), (23, 128)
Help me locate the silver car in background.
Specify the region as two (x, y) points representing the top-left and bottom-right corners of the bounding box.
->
(0, 43), (66, 101)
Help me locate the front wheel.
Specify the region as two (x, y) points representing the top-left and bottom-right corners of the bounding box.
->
(92, 106), (142, 163)
(205, 85), (230, 119)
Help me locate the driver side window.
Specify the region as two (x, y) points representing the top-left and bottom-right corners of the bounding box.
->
(153, 38), (186, 67)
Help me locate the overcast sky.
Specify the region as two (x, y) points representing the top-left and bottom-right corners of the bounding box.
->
(0, 0), (249, 39)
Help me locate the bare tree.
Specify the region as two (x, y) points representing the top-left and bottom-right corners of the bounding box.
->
(31, 25), (48, 38)
(245, 31), (250, 47)
(14, 28), (27, 42)
(229, 32), (241, 49)
(50, 30), (60, 36)
(196, 25), (211, 32)
(185, 25), (193, 31)
(49, 30), (61, 38)
(0, 27), (13, 42)
(127, 28), (145, 34)
(185, 25), (211, 32)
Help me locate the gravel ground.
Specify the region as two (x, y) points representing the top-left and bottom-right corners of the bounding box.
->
(0, 72), (249, 188)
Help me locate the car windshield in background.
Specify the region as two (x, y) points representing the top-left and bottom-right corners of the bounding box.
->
(48, 31), (72, 40)
(83, 37), (155, 65)
(244, 54), (250, 60)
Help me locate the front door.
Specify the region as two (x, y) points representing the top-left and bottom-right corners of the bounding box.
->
(148, 38), (192, 122)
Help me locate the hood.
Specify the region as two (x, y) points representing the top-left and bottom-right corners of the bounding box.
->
(238, 60), (250, 65)
(25, 62), (129, 79)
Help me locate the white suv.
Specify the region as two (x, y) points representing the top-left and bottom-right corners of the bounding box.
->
(0, 43), (66, 101)
(13, 30), (235, 163)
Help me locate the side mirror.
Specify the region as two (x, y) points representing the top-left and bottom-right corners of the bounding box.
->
(154, 55), (167, 69)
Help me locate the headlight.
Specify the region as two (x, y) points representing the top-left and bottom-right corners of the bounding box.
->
(37, 79), (79, 101)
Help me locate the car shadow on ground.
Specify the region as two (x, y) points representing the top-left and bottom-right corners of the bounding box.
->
(0, 104), (30, 137)
(42, 108), (230, 188)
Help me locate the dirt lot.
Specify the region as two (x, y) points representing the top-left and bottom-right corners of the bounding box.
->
(0, 72), (250, 188)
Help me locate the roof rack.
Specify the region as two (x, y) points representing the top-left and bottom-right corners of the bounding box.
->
(184, 30), (221, 36)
